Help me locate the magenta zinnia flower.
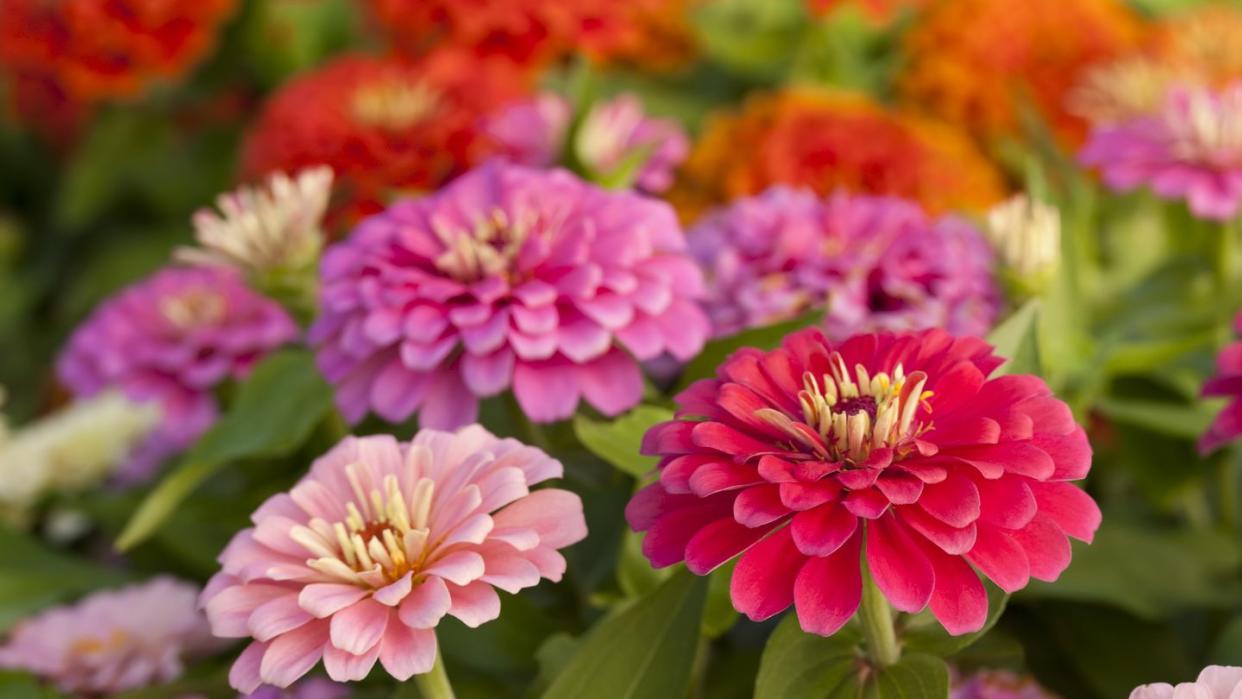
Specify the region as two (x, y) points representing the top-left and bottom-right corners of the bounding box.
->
(952, 668), (1057, 699)
(688, 188), (1000, 341)
(56, 266), (298, 479)
(0, 577), (215, 694)
(1081, 84), (1242, 221)
(627, 327), (1098, 636)
(310, 161), (709, 427)
(1131, 666), (1242, 698)
(245, 677), (350, 699)
(1201, 311), (1242, 454)
(202, 427), (587, 691)
(483, 93), (572, 169)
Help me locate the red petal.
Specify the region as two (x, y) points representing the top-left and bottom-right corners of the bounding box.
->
(689, 462), (762, 497)
(659, 454), (720, 494)
(685, 518), (776, 575)
(917, 536), (988, 636)
(730, 527), (805, 621)
(734, 484), (791, 528)
(1011, 515), (1073, 582)
(966, 525), (1030, 593)
(843, 487), (890, 519)
(900, 506), (976, 555)
(1029, 481), (1101, 543)
(642, 421), (697, 455)
(918, 472), (981, 527)
(779, 481), (841, 511)
(692, 421), (773, 457)
(1032, 427), (1093, 480)
(791, 503), (858, 557)
(865, 513), (934, 614)
(874, 471), (924, 505)
(793, 530), (863, 636)
(975, 476), (1037, 530)
(641, 496), (735, 568)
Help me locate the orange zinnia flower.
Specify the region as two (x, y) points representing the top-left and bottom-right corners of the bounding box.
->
(241, 51), (529, 223)
(585, 0), (700, 72)
(669, 88), (1005, 222)
(898, 0), (1142, 145)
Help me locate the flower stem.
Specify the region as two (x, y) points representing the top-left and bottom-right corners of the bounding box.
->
(414, 651), (456, 699)
(858, 570), (900, 668)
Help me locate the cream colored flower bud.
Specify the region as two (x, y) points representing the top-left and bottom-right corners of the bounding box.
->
(985, 195), (1061, 295)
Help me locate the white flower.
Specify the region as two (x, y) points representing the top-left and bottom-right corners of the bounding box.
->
(177, 166), (333, 275)
(0, 391), (160, 517)
(985, 194), (1061, 290)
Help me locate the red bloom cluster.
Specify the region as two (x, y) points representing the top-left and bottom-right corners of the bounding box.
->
(241, 51), (529, 222)
(628, 328), (1099, 636)
(0, 0), (236, 134)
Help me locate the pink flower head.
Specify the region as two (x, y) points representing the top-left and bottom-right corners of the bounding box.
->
(310, 161), (710, 428)
(627, 327), (1099, 637)
(485, 92), (689, 194)
(952, 668), (1057, 699)
(0, 577), (215, 694)
(1201, 311), (1242, 454)
(1081, 83), (1242, 221)
(56, 266), (298, 479)
(1131, 666), (1242, 698)
(244, 677), (350, 699)
(202, 427), (587, 692)
(689, 187), (1000, 340)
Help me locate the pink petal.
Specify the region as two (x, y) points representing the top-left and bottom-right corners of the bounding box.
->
(329, 598), (390, 655)
(919, 538), (988, 636)
(866, 513), (934, 614)
(418, 367), (478, 430)
(918, 473), (981, 527)
(399, 577), (453, 629)
(250, 593), (314, 642)
(1011, 515), (1073, 582)
(730, 527), (806, 622)
(299, 584), (370, 619)
(1029, 481), (1101, 543)
(975, 476), (1037, 530)
(447, 581), (501, 628)
(424, 551), (487, 586)
(492, 489), (587, 548)
(512, 358), (581, 422)
(259, 619), (329, 688)
(577, 349), (643, 417)
(734, 484), (790, 528)
(461, 349), (515, 397)
(966, 525), (1030, 593)
(900, 506), (977, 555)
(684, 518), (775, 574)
(373, 572), (414, 607)
(379, 623), (437, 681)
(229, 641), (267, 694)
(323, 643), (381, 682)
(207, 583), (289, 637)
(793, 529), (862, 636)
(790, 503), (858, 557)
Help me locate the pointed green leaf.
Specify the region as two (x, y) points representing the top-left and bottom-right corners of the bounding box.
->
(986, 299), (1041, 376)
(755, 615), (863, 699)
(573, 406), (673, 478)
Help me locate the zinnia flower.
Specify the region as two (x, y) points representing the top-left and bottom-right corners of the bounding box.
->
(898, 0), (1142, 145)
(985, 195), (1061, 296)
(56, 266), (298, 480)
(241, 52), (528, 221)
(583, 0), (700, 72)
(1131, 666), (1242, 698)
(245, 677), (350, 699)
(487, 92), (688, 194)
(688, 187), (999, 340)
(310, 161), (709, 428)
(952, 668), (1057, 698)
(669, 88), (1004, 222)
(0, 0), (236, 132)
(201, 428), (587, 691)
(1201, 311), (1242, 454)
(0, 577), (215, 694)
(627, 327), (1098, 636)
(1080, 84), (1242, 221)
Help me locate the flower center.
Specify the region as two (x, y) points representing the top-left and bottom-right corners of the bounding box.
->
(69, 629), (128, 658)
(160, 289), (226, 330)
(351, 79), (440, 131)
(756, 352), (932, 464)
(431, 207), (540, 282)
(1167, 90), (1242, 166)
(291, 465), (435, 586)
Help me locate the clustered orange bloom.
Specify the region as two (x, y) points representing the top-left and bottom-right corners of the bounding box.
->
(1150, 4), (1242, 84)
(364, 0), (625, 71)
(898, 0), (1142, 145)
(241, 51), (529, 222)
(584, 0), (700, 72)
(669, 88), (1005, 222)
(0, 0), (236, 134)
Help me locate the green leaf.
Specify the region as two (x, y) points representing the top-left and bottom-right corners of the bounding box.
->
(0, 670), (67, 698)
(862, 653), (950, 699)
(755, 615), (863, 698)
(116, 349), (334, 551)
(902, 583), (1008, 657)
(986, 300), (1040, 376)
(677, 310), (821, 390)
(702, 561), (740, 638)
(0, 527), (129, 633)
(1019, 519), (1242, 618)
(1210, 615), (1242, 665)
(573, 406), (673, 478)
(1095, 397), (1217, 440)
(540, 569), (708, 699)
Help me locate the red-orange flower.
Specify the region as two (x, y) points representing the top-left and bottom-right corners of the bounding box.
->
(584, 0), (699, 72)
(364, 0), (622, 71)
(241, 51), (529, 222)
(0, 0), (236, 131)
(898, 0), (1143, 146)
(668, 88), (1004, 222)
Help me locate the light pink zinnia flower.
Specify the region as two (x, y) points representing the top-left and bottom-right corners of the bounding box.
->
(688, 187), (1000, 340)
(953, 668), (1058, 698)
(628, 327), (1098, 636)
(56, 266), (298, 480)
(1131, 665), (1242, 698)
(1201, 311), (1242, 454)
(0, 577), (215, 694)
(201, 427), (587, 692)
(1081, 84), (1242, 221)
(485, 93), (689, 193)
(310, 161), (709, 427)
(244, 677), (350, 699)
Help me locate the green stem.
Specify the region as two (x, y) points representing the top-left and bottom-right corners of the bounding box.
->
(858, 570), (901, 668)
(1217, 220), (1236, 303)
(413, 651), (456, 699)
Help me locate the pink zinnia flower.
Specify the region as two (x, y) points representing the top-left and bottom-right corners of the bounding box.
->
(56, 266), (298, 479)
(201, 427), (587, 692)
(485, 93), (689, 193)
(245, 677), (350, 699)
(1131, 665), (1242, 698)
(953, 668), (1057, 698)
(688, 187), (1000, 340)
(0, 577), (215, 694)
(627, 327), (1099, 636)
(1201, 311), (1242, 454)
(310, 161), (709, 427)
(1081, 84), (1242, 221)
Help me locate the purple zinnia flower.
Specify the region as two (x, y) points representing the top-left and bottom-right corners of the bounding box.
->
(310, 161), (709, 427)
(688, 187), (1000, 340)
(244, 678), (350, 699)
(1202, 311), (1242, 455)
(1081, 83), (1242, 221)
(485, 92), (688, 194)
(56, 266), (298, 480)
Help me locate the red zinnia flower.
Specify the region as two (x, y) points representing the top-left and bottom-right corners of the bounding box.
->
(627, 328), (1099, 636)
(241, 51), (529, 223)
